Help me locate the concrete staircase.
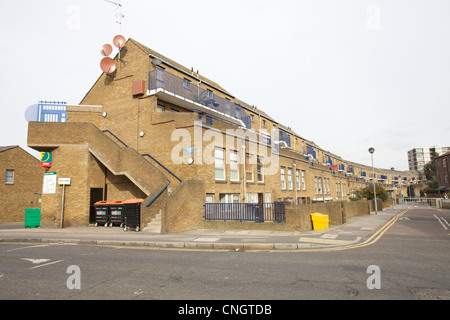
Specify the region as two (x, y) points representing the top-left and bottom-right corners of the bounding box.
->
(28, 122), (170, 229)
(143, 210), (162, 233)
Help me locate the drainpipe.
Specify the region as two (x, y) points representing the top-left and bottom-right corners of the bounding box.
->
(294, 162), (298, 204)
(242, 142), (246, 203)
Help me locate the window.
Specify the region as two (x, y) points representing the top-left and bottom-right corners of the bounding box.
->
(183, 78), (191, 89)
(5, 169), (14, 184)
(230, 150), (239, 182)
(301, 170), (306, 190)
(170, 108), (179, 113)
(281, 167), (286, 190)
(318, 177), (322, 194)
(326, 178), (330, 194)
(224, 99), (231, 115)
(262, 120), (266, 127)
(443, 158), (447, 168)
(314, 177), (318, 194)
(295, 170), (300, 190)
(215, 147), (225, 180)
(287, 168), (293, 190)
(250, 114), (254, 123)
(257, 156), (264, 183)
(247, 193), (258, 204)
(207, 90), (213, 99)
(219, 194), (239, 203)
(156, 104), (165, 112)
(206, 194), (215, 203)
(245, 154), (254, 182)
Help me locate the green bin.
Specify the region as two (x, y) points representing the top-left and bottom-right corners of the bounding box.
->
(25, 209), (41, 228)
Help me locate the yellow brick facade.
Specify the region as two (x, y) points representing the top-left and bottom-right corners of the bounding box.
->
(0, 146), (44, 223)
(27, 38), (423, 231)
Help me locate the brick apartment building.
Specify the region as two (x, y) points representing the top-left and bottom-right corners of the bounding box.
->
(26, 38), (422, 232)
(0, 146), (43, 223)
(436, 152), (450, 195)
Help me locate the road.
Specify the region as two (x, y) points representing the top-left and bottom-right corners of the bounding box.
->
(0, 207), (449, 303)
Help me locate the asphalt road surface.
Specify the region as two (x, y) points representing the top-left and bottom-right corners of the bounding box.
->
(0, 207), (448, 302)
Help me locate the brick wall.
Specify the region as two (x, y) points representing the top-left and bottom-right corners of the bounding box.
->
(0, 147), (44, 223)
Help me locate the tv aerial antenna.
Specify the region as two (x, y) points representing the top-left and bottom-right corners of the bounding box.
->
(100, 0), (127, 77)
(104, 0), (124, 34)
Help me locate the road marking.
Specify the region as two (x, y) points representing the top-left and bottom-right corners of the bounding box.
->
(27, 259), (64, 270)
(22, 258), (51, 264)
(441, 217), (450, 228)
(194, 237), (219, 242)
(299, 237), (351, 245)
(320, 233), (339, 239)
(7, 244), (50, 252)
(298, 208), (410, 252)
(433, 214), (448, 230)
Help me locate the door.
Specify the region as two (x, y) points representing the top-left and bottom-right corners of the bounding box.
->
(89, 188), (104, 223)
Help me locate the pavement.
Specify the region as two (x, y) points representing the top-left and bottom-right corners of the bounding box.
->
(0, 206), (410, 251)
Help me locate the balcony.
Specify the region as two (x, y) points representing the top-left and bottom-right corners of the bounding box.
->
(148, 70), (252, 129)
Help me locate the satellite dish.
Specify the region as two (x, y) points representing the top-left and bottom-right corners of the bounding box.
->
(101, 44), (113, 56)
(152, 58), (162, 66)
(100, 57), (117, 74)
(113, 35), (126, 49)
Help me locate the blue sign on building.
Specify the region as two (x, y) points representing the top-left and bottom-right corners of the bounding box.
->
(37, 101), (67, 122)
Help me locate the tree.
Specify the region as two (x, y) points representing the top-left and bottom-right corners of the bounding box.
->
(361, 185), (389, 201)
(407, 185), (415, 198)
(423, 153), (439, 193)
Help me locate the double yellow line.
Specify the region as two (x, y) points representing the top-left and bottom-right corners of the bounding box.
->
(301, 208), (410, 253)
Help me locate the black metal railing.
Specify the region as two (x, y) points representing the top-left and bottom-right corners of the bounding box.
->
(204, 202), (285, 223)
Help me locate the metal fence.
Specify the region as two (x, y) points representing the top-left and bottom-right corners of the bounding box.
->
(402, 198), (443, 208)
(204, 202), (285, 222)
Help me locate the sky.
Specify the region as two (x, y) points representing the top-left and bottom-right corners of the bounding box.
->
(0, 0), (449, 171)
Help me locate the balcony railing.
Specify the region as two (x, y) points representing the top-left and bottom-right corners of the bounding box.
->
(204, 202), (285, 223)
(148, 69), (252, 129)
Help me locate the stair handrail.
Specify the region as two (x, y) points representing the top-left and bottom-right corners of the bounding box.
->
(146, 179), (171, 208)
(102, 130), (129, 147)
(141, 153), (182, 183)
(99, 129), (182, 208)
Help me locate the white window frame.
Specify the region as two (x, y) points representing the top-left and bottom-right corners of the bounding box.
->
(288, 168), (293, 190)
(5, 169), (14, 185)
(247, 193), (258, 204)
(257, 156), (264, 183)
(301, 170), (306, 190)
(295, 169), (300, 190)
(314, 177), (318, 194)
(215, 147), (225, 181)
(206, 193), (215, 203)
(219, 193), (240, 203)
(229, 150), (239, 182)
(246, 153), (254, 182)
(281, 167), (286, 190)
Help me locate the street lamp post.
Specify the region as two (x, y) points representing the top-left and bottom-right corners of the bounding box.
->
(369, 147), (378, 214)
(391, 167), (396, 209)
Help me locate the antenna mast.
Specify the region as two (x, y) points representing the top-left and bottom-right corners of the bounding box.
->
(104, 0), (124, 33)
